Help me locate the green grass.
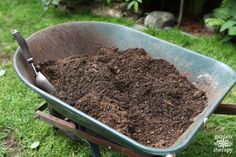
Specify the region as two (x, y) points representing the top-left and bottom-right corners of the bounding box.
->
(0, 0), (235, 157)
(0, 0), (133, 55)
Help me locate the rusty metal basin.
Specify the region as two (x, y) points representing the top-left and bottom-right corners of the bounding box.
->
(14, 22), (236, 156)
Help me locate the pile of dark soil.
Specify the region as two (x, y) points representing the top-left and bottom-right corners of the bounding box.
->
(38, 47), (207, 148)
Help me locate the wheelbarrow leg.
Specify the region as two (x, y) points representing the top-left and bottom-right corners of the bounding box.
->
(87, 141), (101, 157)
(47, 104), (64, 130)
(48, 104), (63, 118)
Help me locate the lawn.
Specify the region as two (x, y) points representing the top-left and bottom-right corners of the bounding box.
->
(0, 0), (235, 157)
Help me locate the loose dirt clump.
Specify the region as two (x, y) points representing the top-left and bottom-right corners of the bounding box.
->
(38, 47), (207, 148)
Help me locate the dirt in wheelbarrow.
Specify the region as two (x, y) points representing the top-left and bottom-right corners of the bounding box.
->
(38, 47), (207, 148)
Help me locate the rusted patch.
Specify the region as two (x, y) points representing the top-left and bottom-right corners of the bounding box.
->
(27, 23), (114, 64)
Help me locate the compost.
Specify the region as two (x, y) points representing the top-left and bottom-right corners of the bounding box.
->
(38, 47), (207, 148)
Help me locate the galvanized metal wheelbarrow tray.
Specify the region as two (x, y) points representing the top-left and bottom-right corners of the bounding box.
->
(14, 22), (236, 156)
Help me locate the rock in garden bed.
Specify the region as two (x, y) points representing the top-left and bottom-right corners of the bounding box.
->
(37, 47), (207, 148)
(144, 11), (176, 28)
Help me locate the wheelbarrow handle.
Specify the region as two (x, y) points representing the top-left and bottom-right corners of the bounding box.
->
(12, 30), (33, 64)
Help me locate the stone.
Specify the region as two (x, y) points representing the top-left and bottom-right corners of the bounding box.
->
(144, 11), (176, 28)
(91, 7), (124, 18)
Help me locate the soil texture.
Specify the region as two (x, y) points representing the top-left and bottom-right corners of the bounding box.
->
(38, 47), (207, 148)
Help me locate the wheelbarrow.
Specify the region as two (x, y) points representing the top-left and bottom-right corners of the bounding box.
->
(14, 22), (236, 157)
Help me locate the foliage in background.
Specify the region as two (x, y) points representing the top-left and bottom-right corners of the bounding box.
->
(42, 0), (67, 10)
(205, 0), (236, 41)
(41, 0), (144, 13)
(102, 0), (126, 6)
(41, 0), (93, 10)
(41, 0), (124, 10)
(126, 0), (142, 13)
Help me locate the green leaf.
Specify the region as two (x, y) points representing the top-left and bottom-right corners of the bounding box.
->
(52, 0), (60, 5)
(228, 26), (236, 35)
(213, 8), (230, 20)
(127, 1), (135, 10)
(223, 0), (236, 8)
(220, 20), (236, 32)
(221, 35), (233, 42)
(205, 18), (225, 27)
(137, 0), (142, 3)
(106, 0), (111, 4)
(134, 1), (138, 13)
(43, 6), (48, 11)
(45, 0), (51, 6)
(30, 141), (40, 149)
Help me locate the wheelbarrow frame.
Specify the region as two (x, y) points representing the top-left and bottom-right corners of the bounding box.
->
(14, 22), (236, 156)
(35, 102), (236, 157)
